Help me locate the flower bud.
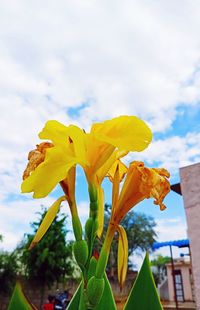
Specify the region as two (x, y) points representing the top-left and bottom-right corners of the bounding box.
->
(85, 218), (98, 239)
(87, 276), (105, 307)
(85, 218), (93, 239)
(73, 240), (88, 267)
(88, 257), (97, 280)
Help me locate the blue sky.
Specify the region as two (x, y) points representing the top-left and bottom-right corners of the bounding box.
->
(0, 0), (200, 266)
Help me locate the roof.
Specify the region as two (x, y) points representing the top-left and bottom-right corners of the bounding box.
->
(152, 239), (189, 250)
(171, 183), (182, 195)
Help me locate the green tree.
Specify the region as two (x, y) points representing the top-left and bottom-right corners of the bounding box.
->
(96, 204), (157, 274)
(0, 237), (18, 294)
(151, 254), (171, 285)
(19, 207), (74, 307)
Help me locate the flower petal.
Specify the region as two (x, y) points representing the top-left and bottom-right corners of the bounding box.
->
(117, 225), (128, 290)
(91, 115), (152, 152)
(114, 161), (170, 222)
(21, 145), (77, 198)
(29, 196), (66, 249)
(107, 159), (127, 183)
(84, 133), (114, 183)
(39, 120), (87, 164)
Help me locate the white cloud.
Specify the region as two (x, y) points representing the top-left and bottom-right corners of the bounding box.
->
(156, 217), (187, 242)
(126, 132), (200, 179)
(0, 197), (89, 251)
(0, 0), (200, 251)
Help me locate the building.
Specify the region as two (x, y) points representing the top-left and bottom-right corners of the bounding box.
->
(172, 162), (200, 309)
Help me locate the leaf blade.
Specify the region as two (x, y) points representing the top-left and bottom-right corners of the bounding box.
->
(124, 252), (163, 310)
(8, 282), (37, 310)
(94, 273), (117, 310)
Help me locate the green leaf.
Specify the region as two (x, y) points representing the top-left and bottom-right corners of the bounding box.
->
(87, 256), (116, 310)
(67, 273), (116, 310)
(124, 252), (163, 310)
(67, 281), (85, 310)
(94, 273), (117, 310)
(8, 282), (37, 310)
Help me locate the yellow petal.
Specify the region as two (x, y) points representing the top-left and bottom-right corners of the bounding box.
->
(96, 151), (118, 184)
(60, 166), (76, 205)
(107, 159), (127, 183)
(91, 115), (152, 152)
(112, 162), (120, 209)
(97, 186), (105, 238)
(21, 145), (77, 198)
(84, 133), (114, 183)
(39, 120), (87, 164)
(29, 196), (66, 249)
(39, 120), (71, 144)
(117, 225), (128, 290)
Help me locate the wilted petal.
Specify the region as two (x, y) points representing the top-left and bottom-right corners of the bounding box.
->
(114, 161), (170, 222)
(21, 146), (77, 198)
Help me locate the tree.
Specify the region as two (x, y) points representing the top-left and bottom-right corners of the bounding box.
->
(96, 204), (157, 274)
(151, 254), (171, 285)
(0, 237), (18, 294)
(18, 207), (74, 307)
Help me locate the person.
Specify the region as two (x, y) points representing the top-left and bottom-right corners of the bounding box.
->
(54, 289), (71, 309)
(42, 295), (55, 310)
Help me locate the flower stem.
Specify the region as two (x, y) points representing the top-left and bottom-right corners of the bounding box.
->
(95, 224), (115, 278)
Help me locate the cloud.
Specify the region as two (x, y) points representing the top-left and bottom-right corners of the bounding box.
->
(126, 132), (200, 180)
(0, 0), (200, 251)
(0, 196), (89, 251)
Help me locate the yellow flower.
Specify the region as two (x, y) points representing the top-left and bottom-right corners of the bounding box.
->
(21, 116), (152, 199)
(104, 161), (170, 288)
(21, 121), (86, 198)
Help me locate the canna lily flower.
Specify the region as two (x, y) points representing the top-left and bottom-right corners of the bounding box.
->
(106, 160), (170, 288)
(84, 115), (152, 235)
(21, 121), (87, 198)
(111, 161), (170, 224)
(21, 116), (152, 199)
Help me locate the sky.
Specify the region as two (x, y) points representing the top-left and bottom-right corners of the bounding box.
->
(0, 0), (200, 266)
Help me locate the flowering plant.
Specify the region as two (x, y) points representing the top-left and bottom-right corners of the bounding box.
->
(9, 116), (170, 310)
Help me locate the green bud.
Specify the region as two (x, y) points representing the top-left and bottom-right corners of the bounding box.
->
(90, 201), (98, 212)
(88, 257), (97, 280)
(73, 240), (88, 267)
(85, 218), (99, 240)
(85, 218), (93, 239)
(87, 276), (105, 307)
(72, 216), (82, 241)
(94, 218), (99, 233)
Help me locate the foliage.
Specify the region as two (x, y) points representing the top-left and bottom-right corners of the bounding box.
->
(151, 254), (171, 285)
(8, 282), (37, 310)
(0, 250), (18, 294)
(124, 253), (162, 310)
(19, 207), (74, 286)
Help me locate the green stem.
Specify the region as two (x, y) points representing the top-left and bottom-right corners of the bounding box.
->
(87, 184), (99, 258)
(95, 224), (115, 278)
(70, 201), (83, 241)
